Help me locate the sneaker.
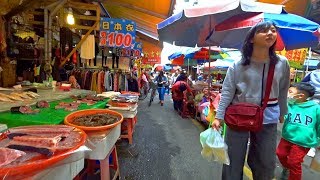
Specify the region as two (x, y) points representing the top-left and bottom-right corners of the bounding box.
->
(280, 168), (289, 180)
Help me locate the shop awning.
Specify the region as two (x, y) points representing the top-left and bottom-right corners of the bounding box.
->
(0, 0), (175, 40)
(103, 0), (175, 40)
(257, 0), (310, 16)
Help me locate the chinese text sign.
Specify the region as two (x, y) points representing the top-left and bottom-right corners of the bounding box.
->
(99, 18), (136, 48)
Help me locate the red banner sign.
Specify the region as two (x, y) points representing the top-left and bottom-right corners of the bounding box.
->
(142, 50), (161, 65)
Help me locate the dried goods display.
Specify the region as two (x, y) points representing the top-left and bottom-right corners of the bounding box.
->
(0, 92), (40, 102)
(72, 114), (120, 127)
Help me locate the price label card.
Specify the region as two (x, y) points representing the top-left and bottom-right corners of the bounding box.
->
(99, 18), (136, 48)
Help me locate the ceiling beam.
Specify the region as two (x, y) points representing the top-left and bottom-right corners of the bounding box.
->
(98, 2), (111, 17)
(4, 0), (39, 20)
(168, 0), (176, 17)
(105, 1), (167, 19)
(280, 0), (292, 5)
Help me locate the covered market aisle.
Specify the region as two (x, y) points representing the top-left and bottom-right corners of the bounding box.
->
(116, 98), (320, 180)
(117, 97), (220, 180)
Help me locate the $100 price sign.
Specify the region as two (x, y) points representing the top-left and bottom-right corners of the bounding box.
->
(99, 18), (136, 48)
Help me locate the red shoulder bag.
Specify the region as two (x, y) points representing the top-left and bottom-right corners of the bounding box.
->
(224, 63), (275, 132)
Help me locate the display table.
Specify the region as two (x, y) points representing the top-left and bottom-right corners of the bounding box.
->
(79, 124), (121, 180)
(111, 105), (138, 145)
(0, 89), (94, 112)
(32, 148), (85, 180)
(0, 98), (109, 128)
(0, 124), (7, 132)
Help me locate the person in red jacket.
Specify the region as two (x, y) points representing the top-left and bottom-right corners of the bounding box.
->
(171, 73), (193, 111)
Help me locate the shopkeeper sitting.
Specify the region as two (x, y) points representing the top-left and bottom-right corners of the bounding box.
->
(69, 75), (80, 89)
(127, 73), (139, 93)
(171, 73), (193, 111)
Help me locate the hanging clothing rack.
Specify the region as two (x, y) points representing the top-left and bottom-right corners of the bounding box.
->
(70, 68), (129, 93)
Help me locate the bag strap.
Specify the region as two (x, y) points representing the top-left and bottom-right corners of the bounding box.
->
(262, 63), (275, 110)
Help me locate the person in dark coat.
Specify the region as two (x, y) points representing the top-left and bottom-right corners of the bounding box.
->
(127, 73), (139, 92)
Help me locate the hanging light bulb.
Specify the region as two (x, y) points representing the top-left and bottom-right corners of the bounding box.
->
(66, 8), (75, 25)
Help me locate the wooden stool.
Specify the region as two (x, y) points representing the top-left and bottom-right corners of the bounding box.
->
(121, 116), (136, 144)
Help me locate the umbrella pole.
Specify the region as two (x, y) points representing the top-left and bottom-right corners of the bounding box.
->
(188, 58), (190, 75)
(306, 48), (312, 73)
(208, 16), (212, 88)
(209, 58), (211, 87)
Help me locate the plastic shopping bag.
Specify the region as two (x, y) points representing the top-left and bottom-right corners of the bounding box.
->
(200, 128), (230, 165)
(310, 149), (320, 172)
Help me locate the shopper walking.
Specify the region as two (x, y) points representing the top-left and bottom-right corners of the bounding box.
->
(171, 70), (180, 86)
(212, 21), (290, 180)
(276, 82), (320, 180)
(165, 72), (171, 95)
(155, 71), (168, 106)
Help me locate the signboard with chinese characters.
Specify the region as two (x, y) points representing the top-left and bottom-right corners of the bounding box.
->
(99, 18), (136, 48)
(133, 42), (142, 57)
(276, 48), (308, 69)
(142, 50), (161, 65)
(141, 40), (161, 65)
(120, 42), (142, 57)
(276, 48), (308, 63)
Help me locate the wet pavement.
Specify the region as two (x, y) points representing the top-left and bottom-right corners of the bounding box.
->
(117, 96), (219, 180)
(117, 96), (320, 180)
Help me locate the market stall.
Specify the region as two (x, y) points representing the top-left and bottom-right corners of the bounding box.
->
(0, 125), (87, 179)
(0, 96), (108, 128)
(0, 0), (151, 179)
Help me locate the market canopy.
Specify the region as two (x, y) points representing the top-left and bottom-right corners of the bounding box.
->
(157, 0), (284, 47)
(168, 47), (226, 60)
(206, 12), (320, 50)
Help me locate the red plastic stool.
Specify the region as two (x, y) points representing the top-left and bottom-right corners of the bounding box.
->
(109, 146), (120, 179)
(121, 116), (137, 144)
(133, 115), (138, 128)
(75, 146), (120, 180)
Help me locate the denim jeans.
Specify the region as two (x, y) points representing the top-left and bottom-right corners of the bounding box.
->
(158, 87), (165, 101)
